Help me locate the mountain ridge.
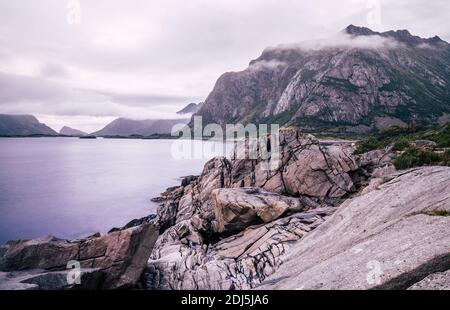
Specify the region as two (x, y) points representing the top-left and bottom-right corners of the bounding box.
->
(0, 114), (57, 136)
(177, 102), (204, 115)
(193, 25), (450, 134)
(91, 118), (189, 137)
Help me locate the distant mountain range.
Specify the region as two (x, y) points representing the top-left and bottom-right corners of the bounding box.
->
(59, 126), (88, 136)
(91, 118), (189, 137)
(194, 25), (450, 134)
(0, 115), (189, 138)
(177, 102), (204, 115)
(0, 114), (57, 136)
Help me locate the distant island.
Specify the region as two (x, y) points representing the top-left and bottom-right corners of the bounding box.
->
(59, 126), (88, 137)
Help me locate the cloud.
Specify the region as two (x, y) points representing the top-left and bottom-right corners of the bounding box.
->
(39, 62), (68, 79)
(0, 0), (449, 130)
(267, 32), (403, 52)
(247, 60), (287, 72)
(0, 71), (192, 120)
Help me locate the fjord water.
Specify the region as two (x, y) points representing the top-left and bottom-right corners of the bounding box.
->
(0, 138), (229, 244)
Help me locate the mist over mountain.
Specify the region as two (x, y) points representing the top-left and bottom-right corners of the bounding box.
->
(0, 114), (57, 136)
(91, 118), (189, 137)
(195, 25), (450, 133)
(59, 126), (88, 136)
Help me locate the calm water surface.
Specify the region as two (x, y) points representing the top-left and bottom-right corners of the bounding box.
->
(0, 138), (229, 244)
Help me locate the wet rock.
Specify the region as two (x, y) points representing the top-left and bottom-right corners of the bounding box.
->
(0, 268), (102, 290)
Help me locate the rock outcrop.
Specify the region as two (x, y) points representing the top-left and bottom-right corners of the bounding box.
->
(257, 166), (450, 290)
(0, 224), (158, 290)
(143, 208), (334, 290)
(5, 126), (444, 291)
(140, 127), (396, 290)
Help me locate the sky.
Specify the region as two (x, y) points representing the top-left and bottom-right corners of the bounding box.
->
(0, 0), (449, 133)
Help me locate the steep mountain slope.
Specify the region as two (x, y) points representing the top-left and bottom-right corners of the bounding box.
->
(59, 126), (87, 136)
(177, 102), (204, 115)
(92, 118), (189, 137)
(195, 25), (450, 133)
(0, 114), (57, 136)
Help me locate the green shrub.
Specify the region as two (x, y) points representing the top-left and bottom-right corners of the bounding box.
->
(431, 125), (450, 148)
(392, 137), (411, 151)
(394, 147), (450, 170)
(354, 136), (382, 154)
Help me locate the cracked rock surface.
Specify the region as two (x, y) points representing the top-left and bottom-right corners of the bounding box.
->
(257, 166), (450, 290)
(141, 128), (394, 290)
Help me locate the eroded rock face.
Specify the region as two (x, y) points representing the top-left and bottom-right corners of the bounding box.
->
(230, 128), (365, 200)
(258, 167), (450, 290)
(143, 208), (334, 290)
(141, 128), (395, 290)
(0, 224), (159, 290)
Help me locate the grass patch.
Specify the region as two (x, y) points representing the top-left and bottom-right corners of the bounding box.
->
(393, 148), (450, 170)
(354, 124), (450, 155)
(422, 210), (450, 217)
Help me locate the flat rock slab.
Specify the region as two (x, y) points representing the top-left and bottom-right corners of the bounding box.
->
(258, 167), (450, 290)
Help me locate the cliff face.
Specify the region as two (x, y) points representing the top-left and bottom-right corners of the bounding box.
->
(0, 114), (57, 136)
(195, 25), (450, 133)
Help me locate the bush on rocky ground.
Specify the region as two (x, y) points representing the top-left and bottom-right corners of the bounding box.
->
(354, 124), (450, 154)
(394, 148), (450, 170)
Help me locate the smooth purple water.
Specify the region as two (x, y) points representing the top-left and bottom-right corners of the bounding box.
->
(0, 138), (228, 244)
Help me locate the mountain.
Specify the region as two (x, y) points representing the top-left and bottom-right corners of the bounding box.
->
(194, 25), (450, 134)
(59, 126), (88, 136)
(0, 114), (57, 136)
(177, 102), (204, 115)
(92, 118), (189, 137)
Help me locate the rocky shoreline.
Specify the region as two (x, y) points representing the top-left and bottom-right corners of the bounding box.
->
(1, 127), (449, 290)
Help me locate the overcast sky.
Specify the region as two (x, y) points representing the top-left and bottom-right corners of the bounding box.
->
(0, 0), (449, 132)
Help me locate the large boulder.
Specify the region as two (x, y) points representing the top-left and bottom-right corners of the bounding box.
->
(212, 187), (319, 235)
(0, 224), (159, 289)
(258, 167), (450, 290)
